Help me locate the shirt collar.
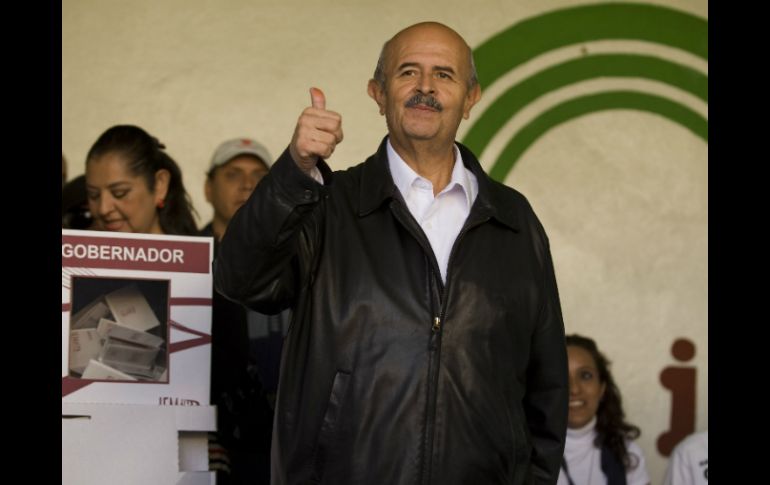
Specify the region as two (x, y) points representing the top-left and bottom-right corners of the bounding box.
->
(386, 138), (476, 209)
(566, 416), (597, 440)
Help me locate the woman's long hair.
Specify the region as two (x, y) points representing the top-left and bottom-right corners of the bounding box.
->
(566, 334), (641, 470)
(86, 125), (198, 235)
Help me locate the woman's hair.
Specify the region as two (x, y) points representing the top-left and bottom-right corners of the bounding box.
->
(86, 125), (198, 235)
(565, 334), (641, 470)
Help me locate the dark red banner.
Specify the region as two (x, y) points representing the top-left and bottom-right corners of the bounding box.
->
(62, 235), (211, 274)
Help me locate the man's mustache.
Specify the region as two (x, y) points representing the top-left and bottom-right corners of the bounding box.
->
(404, 93), (443, 111)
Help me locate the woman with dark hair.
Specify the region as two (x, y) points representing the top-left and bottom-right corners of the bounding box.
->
(85, 125), (197, 235)
(558, 334), (650, 485)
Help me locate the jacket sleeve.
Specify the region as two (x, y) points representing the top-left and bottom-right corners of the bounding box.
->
(524, 218), (569, 485)
(214, 148), (331, 315)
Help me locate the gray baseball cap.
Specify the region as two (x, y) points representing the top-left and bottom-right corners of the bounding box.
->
(209, 138), (272, 173)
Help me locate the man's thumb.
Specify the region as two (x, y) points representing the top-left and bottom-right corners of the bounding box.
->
(310, 87), (326, 110)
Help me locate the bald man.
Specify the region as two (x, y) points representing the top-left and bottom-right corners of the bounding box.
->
(216, 22), (568, 485)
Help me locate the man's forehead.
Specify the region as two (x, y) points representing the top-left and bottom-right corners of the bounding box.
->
(389, 23), (468, 53)
(386, 24), (470, 68)
(391, 22), (466, 41)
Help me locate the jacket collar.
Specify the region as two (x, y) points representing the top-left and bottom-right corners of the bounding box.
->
(358, 136), (520, 232)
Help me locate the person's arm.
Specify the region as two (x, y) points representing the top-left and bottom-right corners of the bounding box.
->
(524, 216), (569, 484)
(214, 88), (343, 314)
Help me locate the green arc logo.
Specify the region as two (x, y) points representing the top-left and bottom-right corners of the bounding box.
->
(462, 2), (708, 181)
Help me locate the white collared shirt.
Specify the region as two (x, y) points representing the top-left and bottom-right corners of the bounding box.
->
(387, 139), (478, 283)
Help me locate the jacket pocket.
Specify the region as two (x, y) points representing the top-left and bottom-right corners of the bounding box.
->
(506, 401), (533, 483)
(511, 403), (531, 461)
(312, 370), (352, 481)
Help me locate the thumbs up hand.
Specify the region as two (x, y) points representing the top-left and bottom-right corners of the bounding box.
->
(289, 87), (344, 173)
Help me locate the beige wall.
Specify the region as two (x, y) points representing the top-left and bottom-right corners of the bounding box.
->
(63, 1), (707, 482)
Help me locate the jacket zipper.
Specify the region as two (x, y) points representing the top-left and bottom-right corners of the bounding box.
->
(426, 220), (492, 484)
(389, 200), (444, 485)
(391, 198), (491, 484)
(424, 215), (490, 483)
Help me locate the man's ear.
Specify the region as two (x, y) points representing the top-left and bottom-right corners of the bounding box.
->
(462, 83), (482, 120)
(367, 79), (386, 116)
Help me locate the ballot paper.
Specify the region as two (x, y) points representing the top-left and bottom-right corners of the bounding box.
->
(104, 284), (161, 332)
(81, 359), (137, 381)
(96, 317), (164, 348)
(69, 328), (105, 374)
(99, 338), (161, 378)
(70, 299), (112, 330)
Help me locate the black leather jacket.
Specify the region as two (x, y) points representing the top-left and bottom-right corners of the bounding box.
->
(215, 137), (568, 485)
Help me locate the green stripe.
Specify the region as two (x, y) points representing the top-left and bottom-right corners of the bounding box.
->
(488, 91), (708, 181)
(473, 3), (708, 90)
(462, 54), (707, 156)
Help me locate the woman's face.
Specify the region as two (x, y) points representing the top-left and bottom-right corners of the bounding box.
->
(86, 152), (165, 234)
(567, 345), (606, 429)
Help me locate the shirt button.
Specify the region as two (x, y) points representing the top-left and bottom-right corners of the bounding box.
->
(303, 189), (313, 200)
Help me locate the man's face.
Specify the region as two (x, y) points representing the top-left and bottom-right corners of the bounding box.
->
(368, 24), (480, 149)
(205, 155), (269, 224)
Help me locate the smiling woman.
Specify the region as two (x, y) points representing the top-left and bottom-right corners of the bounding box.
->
(85, 125), (198, 236)
(560, 334), (651, 485)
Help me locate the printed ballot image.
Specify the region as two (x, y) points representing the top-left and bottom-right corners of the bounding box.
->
(62, 229), (214, 406)
(69, 278), (169, 382)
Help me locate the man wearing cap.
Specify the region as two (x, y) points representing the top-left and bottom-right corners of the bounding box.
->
(201, 137), (272, 245)
(202, 137), (287, 484)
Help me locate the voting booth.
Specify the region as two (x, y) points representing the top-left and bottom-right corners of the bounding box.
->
(62, 229), (216, 484)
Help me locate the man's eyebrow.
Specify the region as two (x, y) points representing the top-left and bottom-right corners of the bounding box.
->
(396, 62), (420, 71)
(433, 65), (456, 74)
(395, 63), (457, 75)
